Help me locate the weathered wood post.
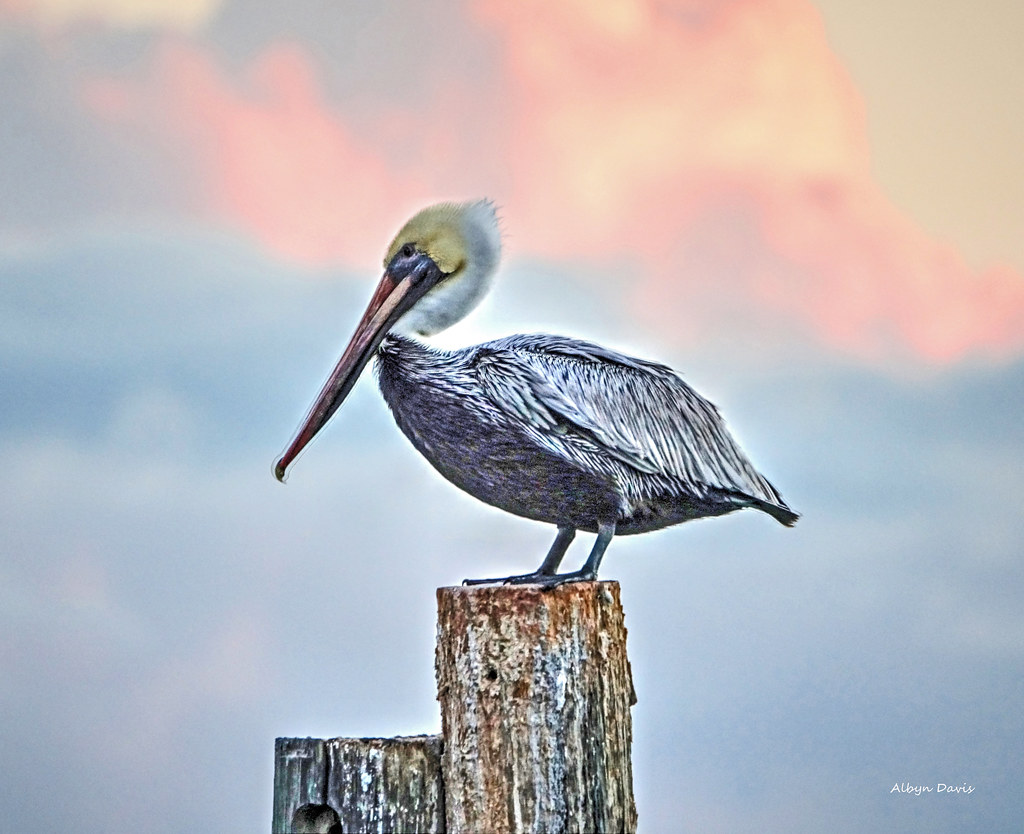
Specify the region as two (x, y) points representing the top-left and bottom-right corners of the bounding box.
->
(436, 581), (637, 834)
(272, 735), (445, 833)
(273, 580), (637, 833)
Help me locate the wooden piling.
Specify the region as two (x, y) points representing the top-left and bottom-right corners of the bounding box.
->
(273, 738), (330, 833)
(272, 735), (444, 833)
(435, 581), (637, 834)
(273, 581), (637, 833)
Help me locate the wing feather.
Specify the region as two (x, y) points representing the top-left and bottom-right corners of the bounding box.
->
(472, 334), (788, 507)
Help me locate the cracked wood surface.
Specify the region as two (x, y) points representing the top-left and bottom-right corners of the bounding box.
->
(273, 735), (444, 833)
(436, 581), (637, 834)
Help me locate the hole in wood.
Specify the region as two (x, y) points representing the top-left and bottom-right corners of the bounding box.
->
(290, 803), (341, 834)
(485, 666), (498, 681)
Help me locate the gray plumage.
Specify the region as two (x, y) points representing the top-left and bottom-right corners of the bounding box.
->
(377, 333), (797, 539)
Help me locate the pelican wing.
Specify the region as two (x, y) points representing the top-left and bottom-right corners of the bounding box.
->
(473, 345), (657, 473)
(473, 334), (787, 506)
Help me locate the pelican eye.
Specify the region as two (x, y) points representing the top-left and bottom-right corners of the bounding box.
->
(400, 242), (417, 259)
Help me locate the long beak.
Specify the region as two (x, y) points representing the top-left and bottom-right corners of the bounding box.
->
(274, 255), (439, 482)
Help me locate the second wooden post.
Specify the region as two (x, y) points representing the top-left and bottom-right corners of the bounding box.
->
(435, 581), (638, 834)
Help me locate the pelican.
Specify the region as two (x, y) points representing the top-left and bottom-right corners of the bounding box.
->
(275, 200), (797, 586)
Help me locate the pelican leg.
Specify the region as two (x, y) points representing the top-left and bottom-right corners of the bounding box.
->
(514, 521), (615, 588)
(463, 526), (576, 586)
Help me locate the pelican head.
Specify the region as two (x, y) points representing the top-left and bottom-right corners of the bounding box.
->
(274, 199), (501, 482)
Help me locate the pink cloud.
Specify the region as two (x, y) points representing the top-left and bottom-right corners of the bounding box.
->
(80, 1), (1024, 364)
(475, 0), (1024, 362)
(84, 40), (424, 267)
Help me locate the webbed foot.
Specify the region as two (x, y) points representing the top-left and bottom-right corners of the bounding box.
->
(463, 571), (550, 586)
(462, 568), (597, 589)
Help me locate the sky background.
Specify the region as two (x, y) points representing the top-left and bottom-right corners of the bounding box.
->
(1, 1), (1022, 832)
